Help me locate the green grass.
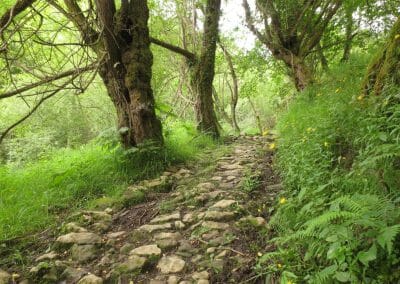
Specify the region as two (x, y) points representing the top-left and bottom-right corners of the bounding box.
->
(0, 123), (217, 241)
(258, 53), (400, 283)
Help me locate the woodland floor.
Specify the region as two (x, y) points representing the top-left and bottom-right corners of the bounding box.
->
(0, 135), (281, 284)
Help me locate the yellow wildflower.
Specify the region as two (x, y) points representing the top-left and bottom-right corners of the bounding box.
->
(262, 130), (269, 136)
(277, 263), (282, 268)
(357, 95), (364, 101)
(269, 143), (276, 150)
(324, 142), (329, 147)
(279, 197), (287, 204)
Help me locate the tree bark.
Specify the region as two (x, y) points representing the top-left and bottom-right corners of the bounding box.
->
(190, 0), (221, 138)
(317, 43), (329, 71)
(219, 41), (240, 133)
(362, 16), (400, 97)
(280, 52), (313, 91)
(341, 8), (354, 62)
(95, 0), (162, 148)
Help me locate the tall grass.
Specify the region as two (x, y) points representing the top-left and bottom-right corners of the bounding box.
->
(0, 124), (216, 241)
(259, 54), (400, 283)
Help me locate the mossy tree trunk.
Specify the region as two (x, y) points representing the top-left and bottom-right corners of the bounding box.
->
(150, 0), (221, 138)
(64, 0), (162, 148)
(190, 0), (221, 138)
(363, 16), (400, 96)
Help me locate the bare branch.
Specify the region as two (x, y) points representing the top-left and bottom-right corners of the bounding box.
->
(0, 64), (97, 100)
(150, 37), (196, 62)
(0, 0), (37, 37)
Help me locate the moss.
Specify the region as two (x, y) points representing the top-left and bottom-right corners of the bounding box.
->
(363, 17), (400, 96)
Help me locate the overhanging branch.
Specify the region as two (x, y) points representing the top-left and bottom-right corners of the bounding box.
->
(150, 37), (196, 62)
(0, 63), (97, 100)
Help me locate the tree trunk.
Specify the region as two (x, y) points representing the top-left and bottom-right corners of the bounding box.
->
(341, 8), (354, 62)
(281, 53), (313, 91)
(362, 16), (400, 97)
(96, 0), (162, 148)
(317, 43), (329, 71)
(219, 41), (240, 133)
(191, 0), (221, 138)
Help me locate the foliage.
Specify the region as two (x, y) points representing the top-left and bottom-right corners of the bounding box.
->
(258, 54), (400, 283)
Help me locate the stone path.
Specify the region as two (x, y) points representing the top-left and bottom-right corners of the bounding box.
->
(1, 135), (280, 284)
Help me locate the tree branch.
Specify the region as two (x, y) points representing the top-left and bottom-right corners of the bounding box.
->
(0, 0), (37, 38)
(150, 37), (196, 62)
(0, 63), (97, 100)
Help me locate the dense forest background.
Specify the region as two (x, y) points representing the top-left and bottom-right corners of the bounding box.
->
(1, 0), (400, 283)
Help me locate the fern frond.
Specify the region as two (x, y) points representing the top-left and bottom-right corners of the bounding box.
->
(377, 224), (400, 255)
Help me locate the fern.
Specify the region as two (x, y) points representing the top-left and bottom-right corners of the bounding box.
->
(304, 211), (359, 231)
(377, 225), (400, 255)
(312, 264), (337, 284)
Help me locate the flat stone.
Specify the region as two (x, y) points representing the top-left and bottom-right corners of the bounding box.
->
(219, 163), (243, 170)
(182, 213), (195, 224)
(157, 255), (186, 274)
(154, 232), (182, 240)
(211, 176), (223, 181)
(206, 247), (216, 254)
(149, 280), (166, 284)
(82, 211), (112, 223)
(225, 176), (236, 182)
(130, 244), (161, 257)
(65, 222), (88, 233)
(106, 231), (126, 239)
(174, 221), (185, 229)
(91, 222), (110, 232)
(71, 244), (97, 263)
(117, 255), (146, 273)
(216, 250), (229, 258)
(192, 271), (209, 280)
(198, 280), (209, 284)
(202, 221), (230, 230)
(241, 216), (267, 227)
(120, 243), (135, 254)
(77, 274), (103, 284)
(150, 213), (179, 224)
(156, 239), (178, 249)
(35, 251), (58, 262)
(138, 223), (172, 233)
(197, 183), (215, 190)
(56, 232), (101, 245)
(104, 208), (113, 214)
(61, 267), (87, 282)
(201, 230), (219, 241)
(211, 200), (237, 209)
(0, 270), (11, 284)
(167, 275), (180, 284)
(204, 211), (235, 221)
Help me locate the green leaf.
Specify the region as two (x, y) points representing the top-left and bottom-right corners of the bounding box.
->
(378, 132), (388, 142)
(335, 271), (351, 282)
(357, 244), (377, 266)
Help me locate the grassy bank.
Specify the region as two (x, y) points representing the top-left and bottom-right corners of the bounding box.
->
(260, 54), (400, 283)
(0, 123), (216, 241)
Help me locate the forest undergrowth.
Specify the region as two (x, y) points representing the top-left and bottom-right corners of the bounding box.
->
(257, 54), (400, 283)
